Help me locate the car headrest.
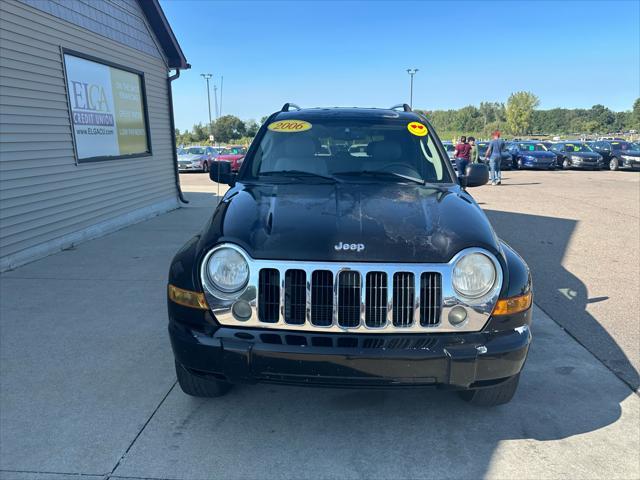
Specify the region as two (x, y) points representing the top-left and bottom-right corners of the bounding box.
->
(283, 137), (316, 157)
(367, 140), (402, 161)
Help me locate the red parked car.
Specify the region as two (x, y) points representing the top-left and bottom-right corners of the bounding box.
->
(216, 146), (247, 172)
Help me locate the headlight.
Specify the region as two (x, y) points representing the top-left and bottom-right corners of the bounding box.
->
(571, 155), (582, 161)
(204, 247), (249, 294)
(622, 155), (634, 160)
(524, 155), (535, 160)
(452, 252), (497, 299)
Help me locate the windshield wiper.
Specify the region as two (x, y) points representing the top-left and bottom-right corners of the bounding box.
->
(259, 170), (341, 183)
(335, 170), (425, 185)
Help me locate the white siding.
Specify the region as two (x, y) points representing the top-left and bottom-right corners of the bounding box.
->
(0, 0), (180, 270)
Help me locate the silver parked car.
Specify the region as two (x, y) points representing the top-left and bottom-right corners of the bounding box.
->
(178, 146), (217, 172)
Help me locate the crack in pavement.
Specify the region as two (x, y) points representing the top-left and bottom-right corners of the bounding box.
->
(105, 382), (178, 480)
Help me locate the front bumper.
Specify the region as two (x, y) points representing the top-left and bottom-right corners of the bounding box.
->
(169, 311), (532, 389)
(521, 159), (554, 169)
(621, 157), (640, 169)
(178, 163), (205, 171)
(571, 159), (600, 169)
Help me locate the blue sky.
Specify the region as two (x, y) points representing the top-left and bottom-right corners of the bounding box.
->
(160, 0), (640, 131)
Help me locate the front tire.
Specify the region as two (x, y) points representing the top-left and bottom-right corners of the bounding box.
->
(516, 158), (523, 169)
(609, 157), (619, 171)
(175, 361), (232, 398)
(458, 373), (520, 406)
(202, 162), (209, 173)
(562, 158), (571, 170)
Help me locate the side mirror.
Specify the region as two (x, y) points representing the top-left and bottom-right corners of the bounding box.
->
(462, 163), (489, 188)
(209, 160), (235, 185)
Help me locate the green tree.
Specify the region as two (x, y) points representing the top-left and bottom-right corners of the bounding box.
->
(245, 119), (259, 137)
(588, 104), (615, 131)
(479, 102), (505, 126)
(455, 105), (483, 133)
(631, 98), (640, 130)
(192, 123), (208, 142)
(179, 131), (193, 145)
(506, 91), (540, 135)
(212, 115), (246, 143)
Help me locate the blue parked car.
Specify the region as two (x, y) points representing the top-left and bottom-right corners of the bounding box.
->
(508, 142), (556, 170)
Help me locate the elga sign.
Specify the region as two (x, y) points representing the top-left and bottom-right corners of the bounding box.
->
(63, 53), (149, 162)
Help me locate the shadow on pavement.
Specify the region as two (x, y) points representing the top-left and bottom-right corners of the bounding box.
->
(485, 209), (639, 391)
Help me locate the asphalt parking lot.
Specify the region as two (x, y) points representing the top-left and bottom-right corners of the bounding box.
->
(0, 169), (638, 479)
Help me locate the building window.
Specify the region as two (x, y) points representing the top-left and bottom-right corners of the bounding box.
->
(62, 50), (151, 163)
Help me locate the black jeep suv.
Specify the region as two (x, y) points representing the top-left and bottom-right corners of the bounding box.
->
(168, 104), (533, 406)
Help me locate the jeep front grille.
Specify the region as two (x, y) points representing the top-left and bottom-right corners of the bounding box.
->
(255, 268), (441, 331)
(202, 245), (504, 334)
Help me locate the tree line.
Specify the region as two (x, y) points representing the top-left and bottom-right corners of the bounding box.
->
(176, 94), (640, 145)
(175, 115), (260, 145)
(418, 93), (640, 140)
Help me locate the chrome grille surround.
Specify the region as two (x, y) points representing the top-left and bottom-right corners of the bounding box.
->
(200, 244), (503, 333)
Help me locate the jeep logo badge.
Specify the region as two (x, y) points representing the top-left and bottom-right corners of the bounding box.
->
(334, 242), (365, 252)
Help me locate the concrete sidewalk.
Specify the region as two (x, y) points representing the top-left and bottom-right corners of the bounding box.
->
(1, 190), (639, 480)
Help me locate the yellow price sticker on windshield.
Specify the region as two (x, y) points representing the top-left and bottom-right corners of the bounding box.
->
(268, 120), (312, 132)
(407, 121), (428, 136)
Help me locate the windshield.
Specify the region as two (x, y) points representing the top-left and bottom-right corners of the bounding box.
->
(243, 117), (452, 184)
(519, 143), (547, 151)
(224, 147), (246, 155)
(442, 143), (455, 152)
(477, 142), (489, 155)
(610, 141), (631, 151)
(563, 143), (593, 152)
(186, 147), (206, 155)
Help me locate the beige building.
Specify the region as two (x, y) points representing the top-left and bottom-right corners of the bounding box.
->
(0, 0), (189, 271)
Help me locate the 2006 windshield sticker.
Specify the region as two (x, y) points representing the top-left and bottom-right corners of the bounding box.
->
(268, 120), (312, 132)
(407, 121), (428, 137)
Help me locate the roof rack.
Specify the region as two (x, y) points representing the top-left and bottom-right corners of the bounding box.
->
(281, 103), (302, 112)
(389, 104), (412, 112)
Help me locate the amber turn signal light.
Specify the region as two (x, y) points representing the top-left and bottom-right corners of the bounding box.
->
(168, 284), (209, 310)
(492, 291), (532, 316)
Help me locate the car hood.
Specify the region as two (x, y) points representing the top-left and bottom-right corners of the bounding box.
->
(178, 154), (203, 161)
(217, 154), (244, 161)
(200, 182), (501, 263)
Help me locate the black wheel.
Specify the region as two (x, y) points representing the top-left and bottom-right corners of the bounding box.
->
(516, 158), (523, 169)
(562, 158), (571, 170)
(458, 373), (520, 407)
(609, 157), (619, 171)
(175, 361), (232, 398)
(202, 162), (209, 173)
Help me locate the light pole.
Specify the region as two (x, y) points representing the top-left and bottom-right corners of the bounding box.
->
(213, 84), (219, 119)
(406, 68), (418, 108)
(219, 75), (223, 117)
(200, 73), (213, 141)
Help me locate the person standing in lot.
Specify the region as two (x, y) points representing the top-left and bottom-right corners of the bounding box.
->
(468, 136), (479, 163)
(485, 130), (504, 185)
(454, 136), (471, 175)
